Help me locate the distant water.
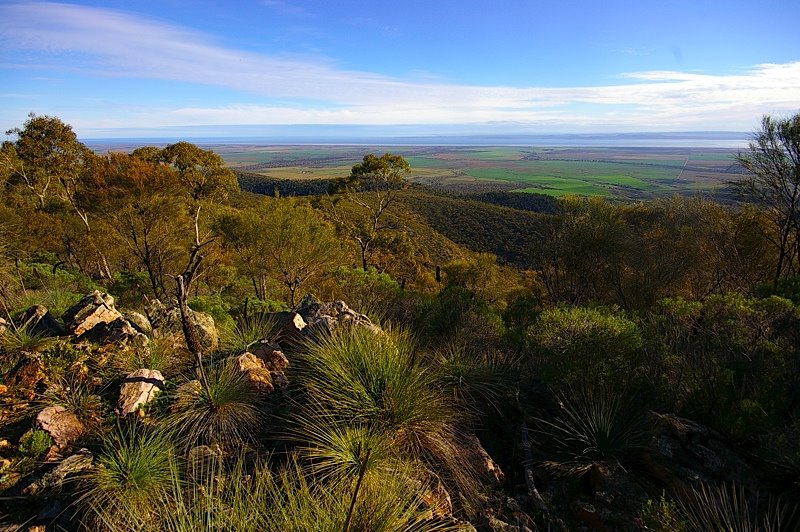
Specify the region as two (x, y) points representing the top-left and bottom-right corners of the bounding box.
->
(84, 131), (749, 151)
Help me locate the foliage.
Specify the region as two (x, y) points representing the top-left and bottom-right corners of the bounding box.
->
(328, 266), (402, 319)
(188, 294), (235, 332)
(219, 312), (281, 355)
(530, 385), (648, 477)
(166, 362), (260, 447)
(18, 428), (53, 457)
(292, 325), (480, 499)
(640, 493), (687, 532)
(79, 424), (176, 530)
(734, 112), (800, 287)
(526, 305), (643, 390)
(677, 482), (796, 532)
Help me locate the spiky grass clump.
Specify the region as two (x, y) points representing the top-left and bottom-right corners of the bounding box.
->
(166, 361), (260, 447)
(0, 325), (57, 354)
(677, 482), (796, 532)
(79, 425), (176, 530)
(162, 454), (455, 532)
(219, 312), (281, 355)
(430, 342), (509, 410)
(292, 326), (480, 500)
(531, 384), (647, 477)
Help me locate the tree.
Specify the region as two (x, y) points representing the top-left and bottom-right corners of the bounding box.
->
(328, 153), (410, 270)
(159, 141), (238, 203)
(1, 113), (89, 210)
(734, 112), (800, 288)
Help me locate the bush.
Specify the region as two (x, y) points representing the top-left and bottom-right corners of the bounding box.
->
(18, 429), (53, 457)
(526, 305), (642, 389)
(188, 294), (235, 332)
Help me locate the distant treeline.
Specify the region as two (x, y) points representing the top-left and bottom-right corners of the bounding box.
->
(235, 170), (330, 197)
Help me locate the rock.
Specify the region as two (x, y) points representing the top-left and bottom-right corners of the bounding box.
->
(22, 448), (93, 495)
(82, 318), (149, 352)
(146, 300), (218, 353)
(0, 316), (7, 336)
(62, 291), (123, 337)
(16, 305), (65, 337)
(0, 384), (7, 395)
(235, 353), (273, 393)
(462, 433), (505, 485)
(644, 412), (758, 491)
(7, 355), (47, 391)
(296, 297), (380, 337)
(270, 370), (289, 391)
(249, 341), (289, 372)
(418, 474), (453, 519)
(36, 406), (84, 448)
(264, 311), (307, 346)
(124, 311), (152, 335)
(117, 369), (164, 416)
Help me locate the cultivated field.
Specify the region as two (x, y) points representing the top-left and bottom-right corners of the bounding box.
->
(216, 144), (743, 200)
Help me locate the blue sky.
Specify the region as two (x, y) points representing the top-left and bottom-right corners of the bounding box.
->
(1, 0), (799, 138)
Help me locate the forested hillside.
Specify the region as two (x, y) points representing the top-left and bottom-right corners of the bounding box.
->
(1, 113), (799, 531)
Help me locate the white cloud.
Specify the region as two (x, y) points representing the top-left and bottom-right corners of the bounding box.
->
(1, 2), (799, 132)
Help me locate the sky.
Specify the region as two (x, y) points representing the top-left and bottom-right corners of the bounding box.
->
(1, 0), (799, 139)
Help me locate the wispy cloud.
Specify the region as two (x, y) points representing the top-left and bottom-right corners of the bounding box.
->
(1, 2), (799, 132)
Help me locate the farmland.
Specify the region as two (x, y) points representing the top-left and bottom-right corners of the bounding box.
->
(215, 144), (743, 200)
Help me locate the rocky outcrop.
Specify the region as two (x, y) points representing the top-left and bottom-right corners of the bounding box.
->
(16, 305), (64, 337)
(146, 300), (218, 353)
(82, 318), (149, 351)
(235, 353), (274, 393)
(117, 369), (164, 416)
(22, 448), (93, 495)
(296, 296), (381, 337)
(36, 406), (84, 448)
(62, 291), (123, 337)
(7, 355), (47, 392)
(123, 311), (152, 335)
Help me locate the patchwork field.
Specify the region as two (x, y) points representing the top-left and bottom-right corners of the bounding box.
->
(216, 144), (743, 200)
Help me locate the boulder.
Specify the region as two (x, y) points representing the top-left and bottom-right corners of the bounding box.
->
(461, 433), (505, 485)
(82, 318), (149, 351)
(62, 291), (123, 337)
(117, 369), (164, 416)
(296, 296), (380, 337)
(0, 316), (7, 336)
(36, 406), (84, 448)
(249, 341), (289, 372)
(7, 355), (47, 391)
(643, 412), (758, 491)
(123, 311), (152, 335)
(16, 305), (65, 337)
(146, 300), (218, 353)
(22, 448), (93, 495)
(235, 353), (274, 393)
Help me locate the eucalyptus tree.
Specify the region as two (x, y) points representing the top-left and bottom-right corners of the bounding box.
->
(734, 112), (800, 288)
(328, 153), (410, 270)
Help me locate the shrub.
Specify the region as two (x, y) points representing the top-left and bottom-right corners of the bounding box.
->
(526, 305), (642, 390)
(165, 362), (260, 447)
(18, 429), (53, 457)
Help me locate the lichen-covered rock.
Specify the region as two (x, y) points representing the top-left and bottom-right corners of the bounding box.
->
(123, 311), (152, 335)
(36, 406), (84, 448)
(249, 341), (289, 372)
(296, 296), (381, 337)
(235, 353), (274, 393)
(22, 448), (93, 495)
(117, 369), (164, 416)
(16, 305), (65, 337)
(7, 355), (47, 391)
(62, 291), (123, 337)
(146, 300), (218, 353)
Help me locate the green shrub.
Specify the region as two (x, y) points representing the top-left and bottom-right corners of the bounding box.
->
(188, 294), (235, 332)
(330, 266), (401, 318)
(640, 493), (687, 532)
(526, 305), (642, 389)
(18, 429), (53, 457)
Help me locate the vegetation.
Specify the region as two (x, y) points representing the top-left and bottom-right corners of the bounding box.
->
(1, 112), (800, 530)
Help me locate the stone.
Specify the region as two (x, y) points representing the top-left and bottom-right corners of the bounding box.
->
(7, 355), (47, 391)
(124, 311), (152, 335)
(0, 384), (7, 395)
(16, 305), (65, 337)
(461, 433), (505, 485)
(235, 353), (274, 393)
(0, 316), (7, 336)
(298, 298), (381, 337)
(117, 369), (164, 416)
(146, 299), (218, 352)
(249, 341), (289, 372)
(82, 317), (150, 351)
(36, 406), (84, 448)
(22, 448), (93, 495)
(62, 291), (123, 337)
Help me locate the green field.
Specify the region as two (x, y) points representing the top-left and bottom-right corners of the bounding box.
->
(217, 145), (740, 199)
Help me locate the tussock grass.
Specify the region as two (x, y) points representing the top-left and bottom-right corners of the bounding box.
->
(165, 361), (260, 448)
